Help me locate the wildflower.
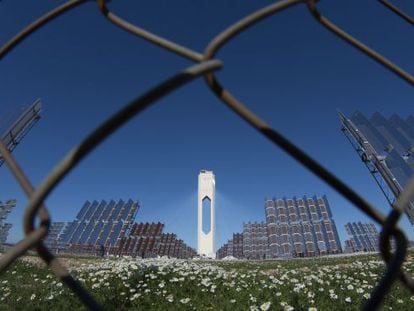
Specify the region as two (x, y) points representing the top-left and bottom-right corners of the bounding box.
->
(159, 282), (165, 289)
(130, 293), (141, 301)
(330, 293), (338, 300)
(30, 294), (36, 301)
(260, 302), (271, 311)
(309, 308), (317, 311)
(230, 299), (236, 304)
(345, 297), (352, 303)
(180, 298), (190, 304)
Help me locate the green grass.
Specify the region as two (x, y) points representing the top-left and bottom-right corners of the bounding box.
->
(0, 251), (413, 310)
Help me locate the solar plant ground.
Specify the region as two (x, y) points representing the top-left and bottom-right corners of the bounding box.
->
(0, 250), (413, 311)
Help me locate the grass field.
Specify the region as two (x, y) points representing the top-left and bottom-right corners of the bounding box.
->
(0, 251), (413, 310)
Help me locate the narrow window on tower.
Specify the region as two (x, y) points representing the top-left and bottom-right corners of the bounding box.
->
(202, 197), (211, 234)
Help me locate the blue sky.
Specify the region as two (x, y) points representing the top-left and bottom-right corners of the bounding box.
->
(1, 0), (413, 249)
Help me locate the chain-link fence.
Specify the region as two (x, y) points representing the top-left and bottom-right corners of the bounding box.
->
(0, 0), (413, 310)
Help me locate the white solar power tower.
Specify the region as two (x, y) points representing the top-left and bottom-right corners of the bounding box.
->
(197, 170), (215, 258)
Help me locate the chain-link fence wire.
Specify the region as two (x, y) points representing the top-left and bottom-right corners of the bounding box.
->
(379, 0), (414, 26)
(0, 0), (413, 310)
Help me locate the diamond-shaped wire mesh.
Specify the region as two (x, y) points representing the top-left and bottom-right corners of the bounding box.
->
(0, 1), (413, 310)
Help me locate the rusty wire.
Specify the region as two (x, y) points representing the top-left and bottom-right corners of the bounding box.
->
(0, 0), (88, 60)
(307, 0), (414, 86)
(0, 0), (413, 310)
(379, 0), (414, 26)
(96, 0), (203, 62)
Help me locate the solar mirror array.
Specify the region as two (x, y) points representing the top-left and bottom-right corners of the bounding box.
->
(341, 111), (414, 223)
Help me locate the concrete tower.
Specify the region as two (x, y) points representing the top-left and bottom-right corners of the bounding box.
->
(198, 170), (215, 258)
